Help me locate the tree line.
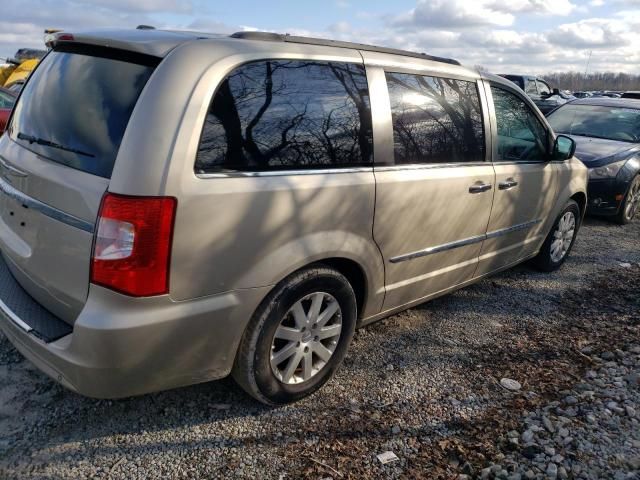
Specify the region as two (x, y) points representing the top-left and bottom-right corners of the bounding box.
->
(540, 72), (640, 92)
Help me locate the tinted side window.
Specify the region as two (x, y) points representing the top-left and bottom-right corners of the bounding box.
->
(537, 80), (551, 96)
(525, 80), (538, 94)
(385, 72), (485, 164)
(491, 86), (548, 162)
(503, 75), (524, 90)
(195, 60), (372, 172)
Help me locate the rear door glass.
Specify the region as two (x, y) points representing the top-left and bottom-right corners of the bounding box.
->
(385, 72), (485, 165)
(9, 48), (156, 178)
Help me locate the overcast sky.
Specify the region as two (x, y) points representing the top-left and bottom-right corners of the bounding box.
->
(2, 0), (639, 74)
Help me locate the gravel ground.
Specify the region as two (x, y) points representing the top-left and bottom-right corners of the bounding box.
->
(0, 216), (639, 480)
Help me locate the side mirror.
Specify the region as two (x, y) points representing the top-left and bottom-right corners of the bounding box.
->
(552, 135), (576, 161)
(552, 88), (560, 95)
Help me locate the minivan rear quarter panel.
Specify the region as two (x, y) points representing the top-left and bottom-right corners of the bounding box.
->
(107, 40), (386, 315)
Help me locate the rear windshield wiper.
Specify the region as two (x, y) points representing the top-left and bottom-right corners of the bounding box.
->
(17, 132), (95, 158)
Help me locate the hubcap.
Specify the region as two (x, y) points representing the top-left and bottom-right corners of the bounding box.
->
(270, 292), (342, 385)
(624, 177), (640, 221)
(550, 211), (576, 263)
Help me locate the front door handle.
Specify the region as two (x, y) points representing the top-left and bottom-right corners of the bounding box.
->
(469, 182), (492, 194)
(499, 179), (519, 190)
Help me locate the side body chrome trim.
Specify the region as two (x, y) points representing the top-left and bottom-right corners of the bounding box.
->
(195, 161), (566, 178)
(0, 176), (95, 234)
(196, 166), (374, 178)
(373, 162), (488, 172)
(196, 162), (567, 178)
(389, 218), (542, 263)
(0, 297), (33, 333)
(486, 219), (542, 239)
(389, 234), (486, 263)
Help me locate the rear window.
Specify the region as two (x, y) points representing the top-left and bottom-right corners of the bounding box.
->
(9, 48), (156, 178)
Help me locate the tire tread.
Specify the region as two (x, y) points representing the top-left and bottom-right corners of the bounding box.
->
(232, 266), (355, 405)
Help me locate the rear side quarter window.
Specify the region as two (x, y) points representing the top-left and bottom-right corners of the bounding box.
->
(195, 60), (373, 173)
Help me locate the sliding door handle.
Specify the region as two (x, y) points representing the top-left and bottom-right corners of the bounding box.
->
(499, 179), (519, 190)
(469, 182), (492, 194)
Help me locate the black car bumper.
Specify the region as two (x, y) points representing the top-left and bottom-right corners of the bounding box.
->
(586, 178), (628, 216)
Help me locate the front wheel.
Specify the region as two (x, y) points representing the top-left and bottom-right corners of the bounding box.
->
(532, 200), (580, 272)
(616, 175), (640, 225)
(232, 266), (357, 405)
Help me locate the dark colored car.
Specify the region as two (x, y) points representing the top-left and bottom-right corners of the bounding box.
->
(0, 87), (17, 135)
(622, 91), (640, 99)
(499, 74), (574, 114)
(547, 98), (640, 224)
(596, 91), (622, 98)
(13, 48), (46, 62)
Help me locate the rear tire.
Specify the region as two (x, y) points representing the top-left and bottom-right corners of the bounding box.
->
(232, 266), (357, 405)
(615, 175), (640, 225)
(532, 200), (580, 272)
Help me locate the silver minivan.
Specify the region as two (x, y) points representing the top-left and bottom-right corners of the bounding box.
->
(0, 29), (587, 404)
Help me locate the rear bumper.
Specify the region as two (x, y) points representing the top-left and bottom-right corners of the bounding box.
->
(0, 276), (271, 398)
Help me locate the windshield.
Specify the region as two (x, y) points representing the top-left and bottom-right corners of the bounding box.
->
(548, 104), (640, 143)
(9, 49), (155, 178)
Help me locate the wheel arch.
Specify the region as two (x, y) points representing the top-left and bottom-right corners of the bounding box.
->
(235, 232), (385, 319)
(570, 191), (587, 219)
(310, 257), (368, 320)
(251, 256), (372, 322)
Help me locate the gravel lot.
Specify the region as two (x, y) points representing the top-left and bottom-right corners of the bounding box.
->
(1, 216), (639, 479)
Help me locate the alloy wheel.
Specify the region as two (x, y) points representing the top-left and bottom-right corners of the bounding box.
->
(550, 211), (576, 263)
(270, 292), (342, 385)
(624, 177), (640, 221)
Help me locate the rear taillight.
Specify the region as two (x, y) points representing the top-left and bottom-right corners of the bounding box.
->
(91, 193), (177, 297)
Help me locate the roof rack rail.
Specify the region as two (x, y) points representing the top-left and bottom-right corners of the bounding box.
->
(229, 31), (461, 66)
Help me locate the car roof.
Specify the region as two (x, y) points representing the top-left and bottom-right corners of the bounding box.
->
(52, 28), (226, 57)
(499, 74), (541, 81)
(566, 97), (640, 109)
(51, 28), (461, 66)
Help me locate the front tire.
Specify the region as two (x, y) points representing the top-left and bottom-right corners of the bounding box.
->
(232, 266), (357, 405)
(532, 200), (580, 272)
(616, 175), (640, 225)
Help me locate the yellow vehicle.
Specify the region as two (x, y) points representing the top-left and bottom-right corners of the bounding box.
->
(1, 46), (47, 91)
(3, 59), (39, 90)
(0, 65), (11, 87)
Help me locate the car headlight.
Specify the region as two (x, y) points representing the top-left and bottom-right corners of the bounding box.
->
(588, 159), (627, 179)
